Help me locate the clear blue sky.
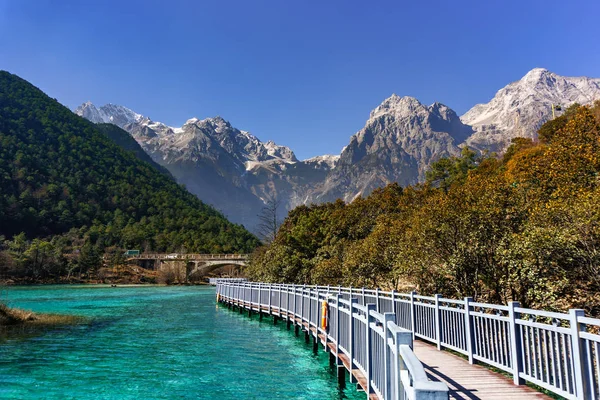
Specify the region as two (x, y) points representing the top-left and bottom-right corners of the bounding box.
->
(1, 0), (599, 160)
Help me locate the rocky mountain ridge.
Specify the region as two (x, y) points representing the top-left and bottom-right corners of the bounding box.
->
(76, 68), (600, 231)
(462, 68), (600, 152)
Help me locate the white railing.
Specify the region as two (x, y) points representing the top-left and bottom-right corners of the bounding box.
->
(217, 282), (600, 400)
(216, 281), (448, 400)
(128, 253), (249, 260)
(208, 277), (247, 285)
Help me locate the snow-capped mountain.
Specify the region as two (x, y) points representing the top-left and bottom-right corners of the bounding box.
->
(76, 102), (145, 127)
(75, 103), (309, 228)
(76, 68), (600, 231)
(462, 68), (600, 152)
(75, 103), (297, 168)
(304, 95), (472, 203)
(303, 155), (340, 169)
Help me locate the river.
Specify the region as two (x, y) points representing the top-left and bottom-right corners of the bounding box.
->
(0, 285), (363, 399)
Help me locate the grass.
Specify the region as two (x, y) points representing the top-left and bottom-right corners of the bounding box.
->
(0, 302), (84, 328)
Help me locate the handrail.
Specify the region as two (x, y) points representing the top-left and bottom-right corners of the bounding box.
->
(208, 277), (246, 285)
(215, 280), (600, 400)
(216, 280), (448, 400)
(398, 346), (429, 383)
(126, 253), (250, 260)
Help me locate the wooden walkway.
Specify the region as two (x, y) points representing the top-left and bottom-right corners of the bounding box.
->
(414, 342), (549, 399)
(223, 297), (550, 399)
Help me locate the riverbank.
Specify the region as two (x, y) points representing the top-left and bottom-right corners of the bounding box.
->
(0, 302), (84, 328)
(0, 264), (161, 286)
(0, 264), (226, 286)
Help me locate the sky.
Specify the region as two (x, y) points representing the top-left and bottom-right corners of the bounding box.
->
(1, 0), (599, 160)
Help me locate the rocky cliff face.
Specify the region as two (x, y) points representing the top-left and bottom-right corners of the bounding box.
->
(75, 103), (319, 229)
(462, 68), (600, 152)
(76, 68), (600, 231)
(305, 95), (472, 203)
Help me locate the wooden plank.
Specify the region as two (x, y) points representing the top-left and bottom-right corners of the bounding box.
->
(327, 342), (336, 353)
(414, 341), (551, 399)
(318, 333), (327, 347)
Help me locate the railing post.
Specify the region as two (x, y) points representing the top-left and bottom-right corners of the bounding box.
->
(288, 285), (291, 316)
(268, 284), (272, 314)
(365, 303), (376, 395)
(506, 301), (524, 386)
(410, 290), (417, 340)
(361, 287), (365, 305)
(383, 312), (395, 400)
(293, 285), (297, 317)
(395, 328), (416, 397)
(315, 288), (320, 332)
(464, 297), (475, 364)
(349, 298), (358, 383)
(335, 294), (341, 361)
(393, 328), (401, 398)
(375, 288), (380, 312)
(391, 289), (396, 315)
(301, 285), (305, 321)
(570, 309), (591, 399)
(246, 282), (250, 306)
(434, 294), (442, 350)
(278, 284), (282, 314)
(256, 283), (260, 309)
(308, 287), (313, 327)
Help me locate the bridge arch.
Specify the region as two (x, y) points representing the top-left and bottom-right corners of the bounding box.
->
(187, 261), (246, 279)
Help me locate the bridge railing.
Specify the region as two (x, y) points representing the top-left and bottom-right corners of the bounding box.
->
(127, 253), (250, 260)
(208, 277), (246, 285)
(216, 281), (448, 400)
(216, 281), (600, 400)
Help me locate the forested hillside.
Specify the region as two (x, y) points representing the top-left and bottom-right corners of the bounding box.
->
(95, 122), (172, 177)
(0, 71), (258, 279)
(247, 103), (600, 315)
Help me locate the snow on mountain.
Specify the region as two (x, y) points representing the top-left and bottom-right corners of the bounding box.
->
(462, 68), (600, 151)
(76, 104), (297, 167)
(75, 68), (600, 230)
(303, 154), (340, 169)
(75, 102), (145, 128)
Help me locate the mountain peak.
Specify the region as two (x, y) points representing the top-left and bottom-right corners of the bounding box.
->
(520, 67), (556, 86)
(370, 95), (424, 119)
(204, 116), (231, 129)
(523, 67), (550, 78)
(184, 117), (200, 125)
(462, 68), (600, 152)
(75, 102), (144, 128)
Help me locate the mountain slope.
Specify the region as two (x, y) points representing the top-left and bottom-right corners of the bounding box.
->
(76, 96), (470, 226)
(305, 95), (473, 203)
(95, 123), (172, 177)
(0, 71), (259, 253)
(462, 68), (600, 152)
(76, 68), (600, 229)
(76, 103), (324, 228)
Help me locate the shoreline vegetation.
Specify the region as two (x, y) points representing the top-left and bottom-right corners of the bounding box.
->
(0, 301), (84, 329)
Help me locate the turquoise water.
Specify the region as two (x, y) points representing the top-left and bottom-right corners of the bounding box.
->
(0, 285), (363, 399)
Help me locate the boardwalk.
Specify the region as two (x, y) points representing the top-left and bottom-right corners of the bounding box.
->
(216, 280), (600, 400)
(414, 342), (549, 399)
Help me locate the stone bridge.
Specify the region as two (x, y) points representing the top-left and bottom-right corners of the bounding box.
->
(127, 253), (249, 278)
